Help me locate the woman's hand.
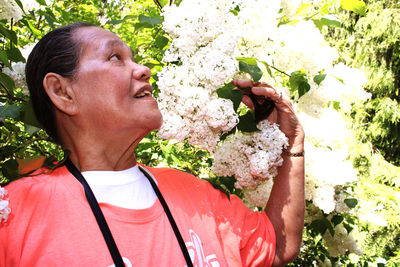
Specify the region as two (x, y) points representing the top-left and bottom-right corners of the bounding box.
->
(232, 79), (305, 151)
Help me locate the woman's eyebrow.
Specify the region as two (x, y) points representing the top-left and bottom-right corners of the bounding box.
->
(104, 39), (134, 57)
(104, 39), (124, 50)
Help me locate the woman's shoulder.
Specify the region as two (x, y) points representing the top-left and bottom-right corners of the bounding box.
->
(4, 166), (71, 201)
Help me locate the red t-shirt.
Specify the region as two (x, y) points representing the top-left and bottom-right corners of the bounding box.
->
(0, 165), (275, 266)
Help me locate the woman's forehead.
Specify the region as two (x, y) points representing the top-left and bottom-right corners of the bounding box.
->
(74, 27), (128, 54)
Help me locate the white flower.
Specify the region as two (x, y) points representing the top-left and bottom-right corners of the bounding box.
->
(0, 0), (22, 21)
(0, 0), (40, 21)
(297, 109), (351, 146)
(271, 21), (338, 74)
(357, 200), (388, 227)
(0, 186), (10, 223)
(2, 62), (28, 94)
(323, 223), (362, 257)
(304, 142), (358, 213)
(158, 0), (241, 150)
(242, 179), (274, 208)
(212, 120), (288, 189)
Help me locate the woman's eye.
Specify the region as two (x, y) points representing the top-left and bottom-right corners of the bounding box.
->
(110, 54), (120, 61)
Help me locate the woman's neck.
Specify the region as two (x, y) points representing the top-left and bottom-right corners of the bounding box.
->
(58, 120), (142, 172)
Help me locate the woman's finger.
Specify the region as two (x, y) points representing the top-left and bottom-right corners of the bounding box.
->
(252, 86), (280, 101)
(241, 95), (255, 110)
(232, 79), (254, 88)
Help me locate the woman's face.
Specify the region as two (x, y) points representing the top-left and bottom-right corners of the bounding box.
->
(69, 27), (162, 137)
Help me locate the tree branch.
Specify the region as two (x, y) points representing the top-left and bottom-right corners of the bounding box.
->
(153, 0), (163, 10)
(0, 94), (28, 102)
(269, 64), (291, 77)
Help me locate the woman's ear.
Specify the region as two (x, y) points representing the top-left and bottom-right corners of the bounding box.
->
(43, 72), (78, 115)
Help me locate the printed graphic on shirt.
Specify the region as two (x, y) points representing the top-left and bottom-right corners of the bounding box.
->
(107, 229), (220, 267)
(186, 229), (220, 267)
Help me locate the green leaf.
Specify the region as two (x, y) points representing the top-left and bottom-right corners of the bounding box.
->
(2, 158), (20, 182)
(20, 19), (41, 37)
(296, 3), (312, 17)
(144, 59), (161, 69)
(313, 73), (327, 85)
(139, 15), (163, 26)
(310, 218), (334, 236)
(36, 0), (47, 5)
(220, 127), (236, 141)
(14, 0), (24, 12)
(320, 17), (341, 27)
(320, 3), (329, 15)
(313, 17), (341, 30)
(3, 121), (20, 132)
(236, 57), (258, 65)
(237, 110), (259, 132)
(155, 36), (169, 50)
(137, 141), (157, 150)
(343, 222), (354, 233)
(6, 47), (25, 63)
(0, 24), (18, 44)
(20, 101), (42, 128)
(340, 0), (367, 16)
(289, 71), (311, 98)
(134, 22), (153, 31)
(310, 220), (328, 235)
(329, 100), (340, 110)
(238, 61), (262, 82)
(204, 177), (231, 199)
(259, 60), (273, 77)
(106, 15), (136, 25)
(297, 82), (311, 97)
(331, 215), (344, 226)
(25, 124), (41, 135)
(106, 19), (124, 25)
(0, 145), (17, 161)
(230, 5), (240, 16)
(344, 198), (358, 209)
(0, 105), (21, 119)
(216, 83), (243, 112)
(159, 0), (169, 7)
(44, 14), (55, 28)
(0, 50), (12, 69)
(0, 72), (15, 94)
(219, 176), (237, 193)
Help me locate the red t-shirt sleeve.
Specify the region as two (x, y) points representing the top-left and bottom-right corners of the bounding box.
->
(204, 180), (276, 267)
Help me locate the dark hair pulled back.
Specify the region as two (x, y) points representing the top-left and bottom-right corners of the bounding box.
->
(25, 22), (95, 143)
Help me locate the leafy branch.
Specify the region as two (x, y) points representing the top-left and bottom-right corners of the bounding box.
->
(0, 94), (27, 102)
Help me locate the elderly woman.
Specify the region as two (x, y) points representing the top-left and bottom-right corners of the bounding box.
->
(0, 22), (305, 267)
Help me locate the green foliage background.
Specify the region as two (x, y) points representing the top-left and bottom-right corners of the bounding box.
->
(1, 0), (399, 265)
(322, 0), (400, 264)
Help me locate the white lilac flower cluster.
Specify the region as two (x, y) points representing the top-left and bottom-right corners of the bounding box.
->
(297, 63), (370, 116)
(0, 0), (40, 21)
(158, 0), (290, 190)
(0, 186), (10, 223)
(2, 62), (28, 94)
(157, 0), (241, 150)
(272, 21), (338, 75)
(242, 179), (274, 209)
(323, 223), (363, 257)
(159, 2), (370, 258)
(211, 120), (288, 188)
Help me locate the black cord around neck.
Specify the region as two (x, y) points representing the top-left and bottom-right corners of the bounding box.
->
(65, 159), (193, 267)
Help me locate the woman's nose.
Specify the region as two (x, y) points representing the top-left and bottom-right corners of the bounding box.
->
(132, 63), (151, 81)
